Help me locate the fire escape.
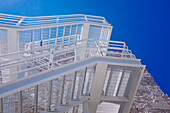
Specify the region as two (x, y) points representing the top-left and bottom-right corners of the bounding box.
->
(0, 13), (145, 113)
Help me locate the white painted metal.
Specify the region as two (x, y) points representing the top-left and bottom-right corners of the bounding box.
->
(0, 14), (145, 113)
(87, 63), (108, 113)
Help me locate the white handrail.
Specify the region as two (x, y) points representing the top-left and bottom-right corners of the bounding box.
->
(0, 13), (108, 26)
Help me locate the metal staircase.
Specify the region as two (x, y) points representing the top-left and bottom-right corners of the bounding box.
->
(0, 13), (145, 113)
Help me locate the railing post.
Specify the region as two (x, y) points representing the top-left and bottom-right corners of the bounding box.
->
(55, 27), (58, 45)
(41, 29), (43, 46)
(49, 28), (51, 45)
(62, 26), (66, 47)
(68, 25), (72, 47)
(32, 29), (35, 49)
(49, 45), (54, 69)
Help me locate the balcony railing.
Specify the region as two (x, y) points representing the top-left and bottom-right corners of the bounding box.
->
(0, 13), (108, 26)
(0, 38), (135, 85)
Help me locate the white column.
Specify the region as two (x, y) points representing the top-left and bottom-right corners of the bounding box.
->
(87, 62), (108, 113)
(82, 101), (90, 113)
(7, 29), (19, 80)
(0, 98), (3, 113)
(8, 29), (19, 53)
(79, 23), (90, 60)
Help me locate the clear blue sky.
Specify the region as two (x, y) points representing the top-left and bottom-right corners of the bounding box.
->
(0, 0), (170, 95)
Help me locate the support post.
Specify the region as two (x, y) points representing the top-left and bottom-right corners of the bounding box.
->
(0, 98), (3, 113)
(7, 29), (19, 80)
(18, 91), (22, 113)
(34, 85), (38, 113)
(82, 101), (89, 113)
(60, 75), (65, 105)
(87, 62), (108, 113)
(78, 23), (90, 60)
(71, 71), (77, 100)
(81, 67), (87, 95)
(48, 80), (52, 111)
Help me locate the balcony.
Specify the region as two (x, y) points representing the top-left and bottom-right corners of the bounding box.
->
(0, 13), (145, 113)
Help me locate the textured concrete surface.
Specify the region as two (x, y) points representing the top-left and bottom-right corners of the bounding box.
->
(130, 70), (170, 113)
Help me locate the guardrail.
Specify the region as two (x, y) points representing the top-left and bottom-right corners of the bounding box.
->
(0, 39), (135, 85)
(0, 13), (108, 26)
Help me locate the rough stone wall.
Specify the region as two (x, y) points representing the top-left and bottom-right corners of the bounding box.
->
(130, 71), (170, 113)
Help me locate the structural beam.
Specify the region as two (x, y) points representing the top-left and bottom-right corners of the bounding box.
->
(100, 96), (129, 102)
(82, 101), (89, 113)
(87, 62), (108, 113)
(0, 98), (3, 113)
(118, 67), (145, 113)
(79, 23), (90, 59)
(7, 29), (19, 80)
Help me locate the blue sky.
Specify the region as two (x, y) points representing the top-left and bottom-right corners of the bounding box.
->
(0, 0), (170, 95)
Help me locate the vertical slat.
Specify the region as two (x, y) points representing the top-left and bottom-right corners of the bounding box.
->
(60, 75), (65, 104)
(18, 91), (22, 113)
(71, 71), (77, 99)
(0, 98), (3, 113)
(32, 30), (35, 48)
(48, 80), (53, 111)
(49, 28), (51, 45)
(105, 69), (113, 95)
(106, 26), (113, 48)
(34, 85), (38, 113)
(81, 67), (87, 95)
(75, 24), (78, 45)
(0, 71), (2, 84)
(68, 25), (72, 46)
(62, 26), (65, 46)
(99, 26), (104, 40)
(55, 27), (58, 45)
(116, 70), (125, 96)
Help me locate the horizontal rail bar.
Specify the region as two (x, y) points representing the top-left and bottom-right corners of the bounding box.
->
(0, 56), (144, 98)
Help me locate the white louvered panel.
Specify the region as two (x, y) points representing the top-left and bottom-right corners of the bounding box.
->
(106, 69), (123, 96)
(19, 30), (32, 51)
(117, 70), (131, 97)
(97, 102), (120, 113)
(0, 29), (8, 55)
